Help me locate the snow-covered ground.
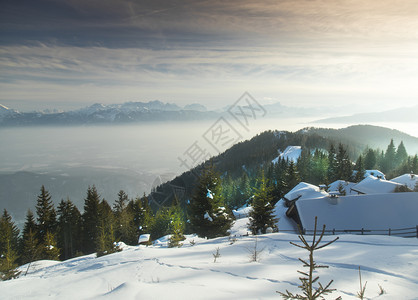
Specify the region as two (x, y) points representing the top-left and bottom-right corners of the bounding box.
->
(272, 146), (302, 164)
(1, 217), (418, 299)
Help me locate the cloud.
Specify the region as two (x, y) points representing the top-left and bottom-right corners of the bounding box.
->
(1, 0), (418, 110)
(3, 0), (418, 47)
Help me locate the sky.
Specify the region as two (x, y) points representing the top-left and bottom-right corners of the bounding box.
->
(1, 0), (418, 112)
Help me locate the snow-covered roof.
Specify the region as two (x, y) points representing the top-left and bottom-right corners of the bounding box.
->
(328, 180), (357, 195)
(272, 146), (302, 164)
(295, 192), (418, 231)
(284, 182), (328, 201)
(365, 170), (386, 180)
(391, 173), (417, 190)
(232, 205), (252, 219)
(351, 175), (403, 194)
(138, 234), (150, 244)
(273, 200), (299, 231)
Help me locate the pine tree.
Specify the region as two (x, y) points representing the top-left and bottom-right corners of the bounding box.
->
(395, 141), (408, 167)
(0, 210), (21, 280)
(248, 174), (278, 235)
(285, 160), (300, 193)
(354, 155), (366, 182)
(42, 231), (60, 261)
(364, 148), (377, 170)
(412, 155), (418, 174)
(131, 194), (154, 240)
(168, 198), (185, 248)
(383, 139), (396, 172)
(82, 186), (101, 254)
(20, 210), (41, 264)
(327, 144), (337, 183)
(0, 240), (20, 280)
(297, 148), (312, 183)
(222, 174), (234, 207)
(150, 207), (171, 240)
(335, 143), (352, 181)
(239, 172), (252, 205)
(57, 198), (82, 260)
(114, 190), (129, 213)
(310, 149), (328, 185)
(189, 164), (233, 239)
(96, 199), (119, 257)
(113, 190), (136, 245)
(35, 185), (57, 242)
(272, 157), (288, 200)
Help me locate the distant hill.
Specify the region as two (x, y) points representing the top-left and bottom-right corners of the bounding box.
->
(299, 125), (418, 154)
(312, 105), (418, 123)
(149, 124), (418, 210)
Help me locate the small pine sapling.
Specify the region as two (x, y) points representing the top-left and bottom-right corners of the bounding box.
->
(377, 284), (386, 295)
(246, 236), (265, 262)
(356, 266), (367, 300)
(278, 216), (339, 300)
(213, 247), (221, 263)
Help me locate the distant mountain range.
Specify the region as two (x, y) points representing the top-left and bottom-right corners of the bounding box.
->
(0, 101), (215, 126)
(1, 100), (317, 126)
(2, 100), (417, 127)
(312, 105), (418, 124)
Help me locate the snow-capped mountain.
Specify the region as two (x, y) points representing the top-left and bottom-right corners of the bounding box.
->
(0, 101), (214, 126)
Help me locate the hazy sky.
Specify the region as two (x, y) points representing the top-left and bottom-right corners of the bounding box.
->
(1, 0), (418, 111)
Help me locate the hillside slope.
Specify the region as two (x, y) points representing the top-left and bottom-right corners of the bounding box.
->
(1, 220), (417, 299)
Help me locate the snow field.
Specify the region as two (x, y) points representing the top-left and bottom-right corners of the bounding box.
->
(1, 219), (418, 299)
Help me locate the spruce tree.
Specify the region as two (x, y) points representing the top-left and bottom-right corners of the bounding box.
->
(395, 141), (408, 167)
(131, 194), (154, 239)
(168, 198), (185, 247)
(297, 148), (312, 183)
(354, 155), (366, 182)
(96, 199), (119, 257)
(239, 172), (252, 205)
(248, 174), (277, 235)
(364, 148), (377, 170)
(0, 240), (20, 280)
(82, 185), (101, 254)
(327, 144), (337, 183)
(35, 185), (57, 242)
(42, 231), (60, 261)
(20, 210), (41, 264)
(285, 160), (300, 193)
(310, 149), (328, 185)
(189, 164), (233, 239)
(150, 207), (171, 240)
(412, 155), (418, 174)
(383, 139), (396, 172)
(272, 157), (288, 200)
(0, 210), (21, 280)
(335, 143), (352, 181)
(57, 198), (82, 260)
(114, 190), (136, 245)
(222, 174), (235, 208)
